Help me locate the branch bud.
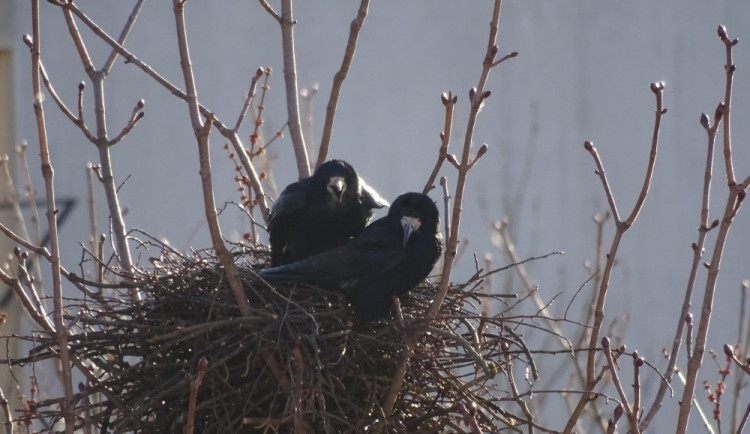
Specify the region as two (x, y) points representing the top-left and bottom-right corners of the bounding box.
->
(650, 81), (665, 93)
(255, 67), (264, 78)
(78, 82), (85, 91)
(22, 34), (33, 49)
(723, 344), (734, 357)
(137, 99), (145, 109)
(490, 44), (498, 58)
(717, 25), (728, 42)
(700, 113), (710, 130)
(601, 336), (610, 349)
(583, 141), (594, 151)
(476, 143), (488, 158)
(715, 102), (725, 123)
(614, 404), (624, 419)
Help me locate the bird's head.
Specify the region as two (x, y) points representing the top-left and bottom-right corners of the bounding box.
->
(390, 192), (440, 248)
(313, 159), (359, 205)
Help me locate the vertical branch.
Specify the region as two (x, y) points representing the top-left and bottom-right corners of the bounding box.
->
(426, 0), (503, 319)
(58, 2), (143, 297)
(17, 144), (46, 289)
(29, 1), (75, 432)
(563, 82), (664, 433)
(640, 104), (722, 430)
(718, 25), (737, 186)
(380, 1), (506, 427)
(422, 92), (456, 194)
(676, 27), (749, 434)
(0, 386), (10, 434)
(316, 0), (370, 169)
(171, 0), (250, 316)
(85, 163), (98, 253)
(279, 0), (310, 179)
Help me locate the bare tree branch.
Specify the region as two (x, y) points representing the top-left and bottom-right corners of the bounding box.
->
(316, 0), (370, 169)
(171, 0), (250, 316)
(563, 82), (664, 433)
(29, 2), (75, 431)
(279, 0), (310, 179)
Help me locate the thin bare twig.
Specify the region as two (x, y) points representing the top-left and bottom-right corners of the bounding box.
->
(185, 357), (208, 434)
(279, 0), (310, 179)
(234, 68), (264, 132)
(563, 82), (664, 434)
(317, 0), (370, 169)
(0, 386), (10, 434)
(380, 0), (507, 428)
(60, 2), (270, 221)
(676, 27), (750, 433)
(171, 0), (250, 316)
(423, 92), (456, 194)
(601, 337), (639, 434)
(56, 1), (145, 300)
(640, 105), (723, 430)
(29, 2), (75, 431)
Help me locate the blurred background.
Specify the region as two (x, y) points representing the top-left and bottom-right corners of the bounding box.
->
(2, 1), (750, 430)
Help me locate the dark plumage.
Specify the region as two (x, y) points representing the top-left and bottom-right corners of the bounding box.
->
(259, 192), (443, 320)
(268, 160), (388, 266)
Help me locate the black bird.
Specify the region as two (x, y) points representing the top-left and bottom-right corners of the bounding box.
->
(268, 160), (388, 266)
(259, 192), (443, 320)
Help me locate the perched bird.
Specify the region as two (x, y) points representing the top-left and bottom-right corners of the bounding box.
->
(259, 192), (443, 320)
(268, 160), (388, 266)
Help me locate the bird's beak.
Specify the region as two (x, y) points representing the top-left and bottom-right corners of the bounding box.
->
(328, 177), (346, 202)
(401, 216), (422, 248)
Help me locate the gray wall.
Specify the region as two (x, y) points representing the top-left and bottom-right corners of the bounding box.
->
(8, 1), (750, 430)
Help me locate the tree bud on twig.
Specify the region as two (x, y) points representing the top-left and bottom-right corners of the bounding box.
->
(78, 82), (85, 91)
(723, 344), (734, 357)
(614, 404), (623, 420)
(700, 113), (710, 130)
(650, 81), (665, 93)
(601, 336), (610, 349)
(717, 25), (728, 42)
(715, 102), (725, 123)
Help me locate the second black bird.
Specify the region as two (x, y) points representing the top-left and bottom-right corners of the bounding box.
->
(267, 159), (388, 266)
(259, 192), (443, 320)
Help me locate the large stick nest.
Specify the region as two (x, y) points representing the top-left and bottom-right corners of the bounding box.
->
(17, 247), (535, 433)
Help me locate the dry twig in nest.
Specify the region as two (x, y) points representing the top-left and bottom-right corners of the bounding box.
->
(12, 246), (536, 433)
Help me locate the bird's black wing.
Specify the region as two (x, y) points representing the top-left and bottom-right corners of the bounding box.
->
(267, 179), (313, 265)
(267, 179), (311, 226)
(259, 219), (406, 290)
(359, 178), (389, 210)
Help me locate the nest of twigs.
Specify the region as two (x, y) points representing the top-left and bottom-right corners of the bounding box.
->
(17, 247), (533, 433)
